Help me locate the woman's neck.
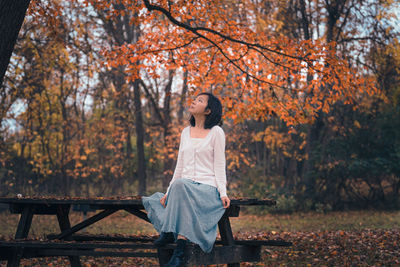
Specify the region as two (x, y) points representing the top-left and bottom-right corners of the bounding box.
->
(193, 115), (206, 129)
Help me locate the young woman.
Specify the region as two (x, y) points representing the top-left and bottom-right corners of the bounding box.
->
(142, 92), (230, 267)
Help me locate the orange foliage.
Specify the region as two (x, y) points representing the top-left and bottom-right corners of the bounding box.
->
(5, 0), (388, 195)
(93, 0), (378, 127)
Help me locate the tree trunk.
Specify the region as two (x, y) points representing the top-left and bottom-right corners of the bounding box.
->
(134, 79), (147, 195)
(162, 70), (174, 189)
(60, 70), (70, 196)
(301, 0), (345, 197)
(0, 0), (31, 87)
(302, 112), (324, 196)
(178, 69), (188, 123)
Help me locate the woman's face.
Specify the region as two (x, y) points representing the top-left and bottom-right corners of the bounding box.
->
(188, 94), (210, 115)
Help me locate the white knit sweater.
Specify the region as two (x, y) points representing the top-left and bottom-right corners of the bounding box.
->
(166, 125), (227, 197)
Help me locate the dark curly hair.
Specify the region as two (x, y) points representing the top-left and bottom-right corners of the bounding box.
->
(189, 92), (223, 129)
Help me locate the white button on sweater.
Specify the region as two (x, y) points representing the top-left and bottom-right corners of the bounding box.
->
(166, 125), (227, 198)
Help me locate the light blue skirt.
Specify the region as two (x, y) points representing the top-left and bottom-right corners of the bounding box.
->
(142, 178), (226, 253)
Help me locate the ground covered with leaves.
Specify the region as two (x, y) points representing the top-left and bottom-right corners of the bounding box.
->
(0, 209), (399, 266)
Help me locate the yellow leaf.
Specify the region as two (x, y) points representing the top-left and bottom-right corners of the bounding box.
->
(354, 120), (361, 128)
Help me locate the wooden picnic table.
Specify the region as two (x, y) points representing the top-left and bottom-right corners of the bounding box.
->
(0, 196), (291, 267)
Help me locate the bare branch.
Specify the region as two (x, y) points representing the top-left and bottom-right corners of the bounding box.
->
(142, 0), (311, 62)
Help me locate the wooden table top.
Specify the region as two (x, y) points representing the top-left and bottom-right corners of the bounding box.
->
(0, 196), (276, 206)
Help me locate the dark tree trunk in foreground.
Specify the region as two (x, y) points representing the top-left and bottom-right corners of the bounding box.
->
(0, 0), (31, 87)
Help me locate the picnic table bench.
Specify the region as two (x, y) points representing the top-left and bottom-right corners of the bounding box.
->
(0, 196), (292, 267)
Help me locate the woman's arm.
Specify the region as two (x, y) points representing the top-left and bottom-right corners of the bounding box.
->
(214, 126), (227, 198)
(165, 129), (185, 195)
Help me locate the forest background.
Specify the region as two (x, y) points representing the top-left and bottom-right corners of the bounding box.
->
(1, 0), (399, 213)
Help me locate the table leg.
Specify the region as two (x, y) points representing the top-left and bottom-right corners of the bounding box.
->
(56, 205), (82, 267)
(157, 247), (173, 267)
(218, 213), (240, 267)
(7, 204), (34, 267)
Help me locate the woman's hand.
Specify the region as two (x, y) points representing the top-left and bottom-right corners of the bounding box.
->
(221, 196), (230, 209)
(160, 194), (167, 208)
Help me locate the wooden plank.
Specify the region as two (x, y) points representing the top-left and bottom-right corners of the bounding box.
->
(50, 209), (118, 240)
(225, 205), (240, 217)
(218, 214), (235, 246)
(56, 204), (82, 267)
(124, 207), (151, 223)
(37, 250), (158, 258)
(0, 196), (276, 207)
(217, 214), (240, 267)
(10, 203), (59, 214)
(0, 239), (290, 251)
(46, 234), (156, 243)
(1, 240), (143, 249)
(0, 241), (159, 249)
(188, 245), (261, 265)
(8, 204), (34, 267)
(230, 198), (276, 206)
(157, 245), (261, 266)
(15, 205), (34, 239)
(234, 239), (292, 246)
(42, 235), (293, 247)
(0, 247), (12, 260)
(56, 204), (72, 233)
(0, 197), (145, 206)
(2, 246), (157, 259)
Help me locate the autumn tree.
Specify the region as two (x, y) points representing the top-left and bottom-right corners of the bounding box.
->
(1, 0), (399, 209)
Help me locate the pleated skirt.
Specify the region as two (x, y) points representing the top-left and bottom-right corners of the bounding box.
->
(141, 178), (226, 253)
